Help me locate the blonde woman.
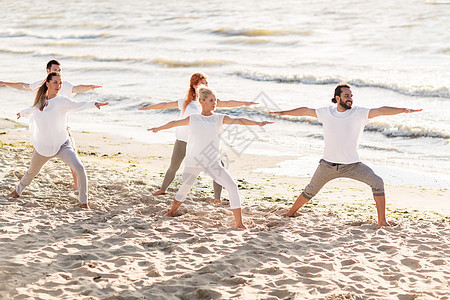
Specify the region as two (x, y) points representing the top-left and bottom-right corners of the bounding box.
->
(148, 86), (272, 229)
(139, 73), (257, 202)
(7, 72), (108, 208)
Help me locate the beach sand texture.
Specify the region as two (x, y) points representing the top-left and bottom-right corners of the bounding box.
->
(1, 118), (449, 299)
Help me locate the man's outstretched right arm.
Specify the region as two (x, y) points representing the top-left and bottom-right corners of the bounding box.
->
(269, 107), (317, 118)
(0, 81), (31, 91)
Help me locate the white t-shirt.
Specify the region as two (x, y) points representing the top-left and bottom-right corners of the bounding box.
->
(175, 97), (201, 142)
(316, 106), (370, 164)
(29, 80), (74, 98)
(185, 113), (225, 168)
(19, 95), (97, 157)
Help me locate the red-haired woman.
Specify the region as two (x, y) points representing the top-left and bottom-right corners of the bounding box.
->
(139, 73), (257, 201)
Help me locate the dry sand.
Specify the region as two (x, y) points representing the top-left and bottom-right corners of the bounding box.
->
(0, 117), (449, 299)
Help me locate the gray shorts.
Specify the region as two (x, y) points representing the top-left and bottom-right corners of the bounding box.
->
(302, 159), (385, 200)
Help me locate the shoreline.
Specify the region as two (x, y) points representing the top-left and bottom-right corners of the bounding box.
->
(1, 117), (449, 299)
(2, 117), (448, 218)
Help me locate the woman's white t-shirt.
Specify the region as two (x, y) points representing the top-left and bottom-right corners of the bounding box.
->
(316, 106), (370, 164)
(185, 113), (225, 168)
(20, 95), (97, 157)
(175, 98), (201, 142)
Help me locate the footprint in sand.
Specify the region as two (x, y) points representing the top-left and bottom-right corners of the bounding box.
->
(397, 293), (422, 300)
(146, 269), (161, 277)
(197, 266), (216, 274)
(295, 265), (324, 277)
(381, 272), (402, 281)
(377, 245), (398, 254)
(400, 258), (422, 270)
(170, 232), (194, 239)
(185, 288), (222, 299)
(340, 259), (357, 267)
(269, 289), (295, 298)
(311, 262), (335, 271)
(251, 266), (283, 275)
(221, 276), (249, 285)
(193, 245), (213, 254)
(430, 259), (446, 266)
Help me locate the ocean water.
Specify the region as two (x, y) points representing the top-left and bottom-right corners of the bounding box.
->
(0, 0), (449, 189)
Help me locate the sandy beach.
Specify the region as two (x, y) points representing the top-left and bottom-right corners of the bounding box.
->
(0, 117), (449, 299)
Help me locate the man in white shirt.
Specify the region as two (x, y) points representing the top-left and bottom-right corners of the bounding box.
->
(269, 83), (422, 226)
(0, 59), (101, 95)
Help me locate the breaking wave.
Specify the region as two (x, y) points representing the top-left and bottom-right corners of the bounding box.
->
(234, 70), (450, 99)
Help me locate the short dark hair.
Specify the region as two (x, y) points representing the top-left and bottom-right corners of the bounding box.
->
(46, 59), (61, 71)
(331, 83), (350, 103)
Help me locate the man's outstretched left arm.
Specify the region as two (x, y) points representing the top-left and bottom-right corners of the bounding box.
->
(72, 85), (102, 93)
(368, 106), (422, 119)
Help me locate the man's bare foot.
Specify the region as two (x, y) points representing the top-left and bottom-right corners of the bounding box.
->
(80, 203), (91, 209)
(153, 189), (166, 196)
(213, 198), (221, 203)
(281, 210), (295, 217)
(7, 190), (19, 198)
(378, 221), (391, 227)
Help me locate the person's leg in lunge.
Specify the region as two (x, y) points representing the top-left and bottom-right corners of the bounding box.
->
(374, 195), (388, 226)
(8, 149), (50, 198)
(284, 160), (337, 217)
(341, 162), (389, 226)
(165, 166), (201, 216)
(154, 139), (187, 196)
(205, 162), (245, 229)
(70, 168), (78, 190)
(67, 128), (78, 190)
(283, 194), (310, 217)
(57, 141), (89, 208)
(212, 160), (225, 203)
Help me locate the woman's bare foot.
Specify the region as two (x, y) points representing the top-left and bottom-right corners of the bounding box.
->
(164, 211), (175, 217)
(213, 198), (221, 203)
(236, 223), (247, 229)
(164, 200), (182, 217)
(153, 189), (166, 196)
(231, 208), (247, 229)
(80, 203), (91, 209)
(7, 190), (19, 198)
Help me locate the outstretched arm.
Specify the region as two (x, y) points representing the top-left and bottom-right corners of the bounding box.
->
(223, 115), (273, 126)
(17, 107), (35, 119)
(139, 100), (179, 110)
(368, 107), (422, 119)
(268, 107), (317, 118)
(72, 85), (102, 93)
(217, 99), (258, 108)
(94, 102), (109, 109)
(0, 81), (31, 91)
(65, 98), (109, 112)
(148, 117), (190, 133)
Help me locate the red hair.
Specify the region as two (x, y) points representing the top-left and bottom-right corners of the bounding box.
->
(182, 72), (207, 113)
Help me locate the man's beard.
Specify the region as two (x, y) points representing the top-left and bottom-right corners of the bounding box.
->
(339, 99), (352, 110)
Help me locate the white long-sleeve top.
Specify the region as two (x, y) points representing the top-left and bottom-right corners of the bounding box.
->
(185, 113), (225, 168)
(19, 95), (97, 157)
(175, 97), (201, 142)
